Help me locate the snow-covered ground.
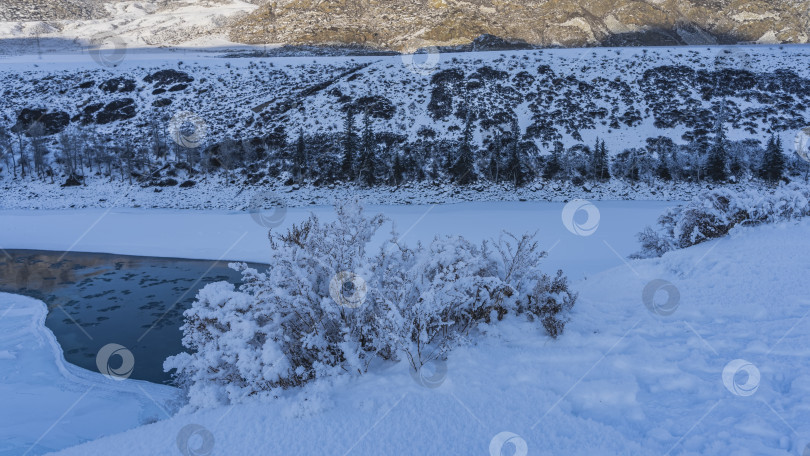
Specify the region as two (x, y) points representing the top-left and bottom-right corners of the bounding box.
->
(0, 293), (179, 456)
(0, 200), (671, 454)
(24, 216), (810, 456)
(1, 203), (810, 454)
(0, 173), (778, 211)
(0, 0), (259, 52)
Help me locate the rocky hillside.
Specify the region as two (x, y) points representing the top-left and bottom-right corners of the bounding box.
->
(3, 45), (810, 150)
(1, 0), (809, 51)
(229, 0), (810, 51)
(0, 0), (260, 53)
(0, 0), (109, 22)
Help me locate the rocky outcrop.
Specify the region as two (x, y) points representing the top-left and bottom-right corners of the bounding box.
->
(229, 0), (810, 50)
(4, 0), (808, 51)
(0, 0), (107, 21)
(12, 108), (70, 136)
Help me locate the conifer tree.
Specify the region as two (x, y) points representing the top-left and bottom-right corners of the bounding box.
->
(488, 134), (501, 182)
(504, 117), (530, 187)
(452, 112), (477, 185)
(341, 107), (357, 181)
(293, 129), (307, 184)
(391, 151), (404, 186)
(543, 141), (563, 180)
(591, 138), (610, 181)
(358, 110), (376, 187)
(760, 135), (785, 183)
(706, 105), (728, 181)
(655, 145), (672, 181)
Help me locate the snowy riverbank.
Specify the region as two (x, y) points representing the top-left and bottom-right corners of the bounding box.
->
(42, 218), (810, 455)
(0, 200), (675, 280)
(2, 204), (810, 455)
(0, 293), (179, 456)
(0, 177), (786, 211)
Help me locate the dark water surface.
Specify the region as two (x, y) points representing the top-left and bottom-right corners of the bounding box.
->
(0, 249), (265, 385)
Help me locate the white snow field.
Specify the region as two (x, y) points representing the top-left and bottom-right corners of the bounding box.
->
(37, 217), (810, 455)
(0, 201), (671, 454)
(0, 0), (260, 52)
(0, 293), (179, 456)
(0, 200), (675, 279)
(1, 204), (809, 455)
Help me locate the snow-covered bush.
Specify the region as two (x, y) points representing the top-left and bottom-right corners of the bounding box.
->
(374, 231), (575, 370)
(633, 184), (810, 258)
(166, 202), (577, 407)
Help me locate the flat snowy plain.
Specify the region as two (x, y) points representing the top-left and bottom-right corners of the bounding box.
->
(2, 202), (810, 455)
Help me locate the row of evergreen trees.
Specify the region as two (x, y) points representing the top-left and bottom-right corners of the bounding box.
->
(286, 108), (801, 188)
(0, 109), (805, 188)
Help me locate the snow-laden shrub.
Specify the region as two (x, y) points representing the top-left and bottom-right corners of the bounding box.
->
(633, 184), (810, 258)
(374, 231), (576, 370)
(166, 203), (577, 406)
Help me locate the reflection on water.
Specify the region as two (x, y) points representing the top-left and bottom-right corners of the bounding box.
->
(0, 250), (263, 385)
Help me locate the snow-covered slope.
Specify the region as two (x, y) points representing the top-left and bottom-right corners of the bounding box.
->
(2, 45), (808, 154)
(43, 217), (810, 456)
(0, 293), (180, 456)
(2, 45), (809, 211)
(0, 0), (259, 51)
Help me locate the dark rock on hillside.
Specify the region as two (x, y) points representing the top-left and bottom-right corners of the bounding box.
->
(12, 108), (70, 136)
(153, 98), (172, 108)
(95, 99), (136, 124)
(155, 178), (179, 187)
(78, 102), (104, 125)
(61, 173), (83, 187)
(143, 70), (194, 88)
(338, 95), (396, 120)
(99, 77), (136, 93)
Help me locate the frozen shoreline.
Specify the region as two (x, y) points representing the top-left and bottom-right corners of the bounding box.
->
(0, 177), (781, 211)
(0, 293), (179, 456)
(0, 200), (676, 280)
